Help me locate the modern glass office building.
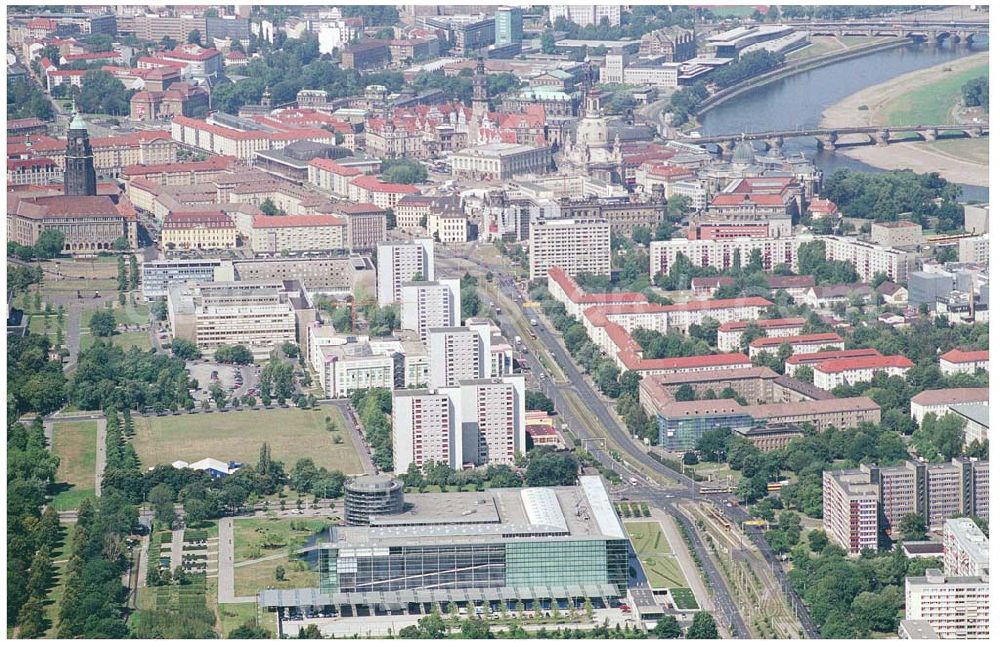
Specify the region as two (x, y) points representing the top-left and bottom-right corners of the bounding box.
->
(656, 400), (754, 452)
(271, 476), (627, 611)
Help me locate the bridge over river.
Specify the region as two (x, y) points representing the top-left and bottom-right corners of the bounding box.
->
(797, 18), (988, 42)
(684, 123), (989, 153)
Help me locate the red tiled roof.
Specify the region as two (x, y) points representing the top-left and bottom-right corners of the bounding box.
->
(123, 156), (235, 177)
(251, 215), (346, 229)
(765, 275), (815, 289)
(718, 317), (806, 333)
(691, 276), (734, 289)
(815, 354), (914, 374)
(27, 18), (57, 30)
(632, 352), (753, 372)
(663, 297), (773, 312)
(749, 333), (843, 349)
(349, 175), (418, 194)
(331, 203), (384, 215)
(808, 198), (838, 215)
(785, 348), (882, 366)
(940, 349), (988, 364)
(163, 46), (222, 62)
(308, 157), (362, 175)
(728, 176), (794, 194)
(8, 158), (56, 169)
(48, 70), (86, 77)
(548, 266), (646, 306)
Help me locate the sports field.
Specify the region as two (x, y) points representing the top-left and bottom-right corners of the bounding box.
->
(132, 407), (364, 474)
(50, 421), (98, 511)
(626, 521), (688, 589)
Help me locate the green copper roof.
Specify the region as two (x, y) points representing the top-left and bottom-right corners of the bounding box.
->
(69, 111), (88, 131)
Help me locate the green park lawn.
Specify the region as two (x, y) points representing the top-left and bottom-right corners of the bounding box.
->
(883, 63), (988, 126)
(669, 588), (699, 610)
(80, 329), (153, 352)
(131, 407), (364, 474)
(233, 518), (333, 563)
(50, 421), (98, 511)
(234, 556), (320, 597)
(626, 522), (689, 590)
(113, 300), (151, 326)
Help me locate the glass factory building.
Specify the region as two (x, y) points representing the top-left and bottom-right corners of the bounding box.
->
(262, 476), (627, 610)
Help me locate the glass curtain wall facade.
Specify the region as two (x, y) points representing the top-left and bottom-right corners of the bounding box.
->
(317, 539), (628, 595)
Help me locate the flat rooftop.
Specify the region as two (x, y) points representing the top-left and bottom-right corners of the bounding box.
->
(311, 475), (624, 548)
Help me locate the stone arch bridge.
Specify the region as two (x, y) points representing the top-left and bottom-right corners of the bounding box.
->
(687, 123), (989, 153)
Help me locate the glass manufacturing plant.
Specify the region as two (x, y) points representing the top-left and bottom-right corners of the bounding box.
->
(258, 475), (629, 619)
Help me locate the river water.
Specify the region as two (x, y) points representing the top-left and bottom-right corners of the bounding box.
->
(698, 38), (989, 200)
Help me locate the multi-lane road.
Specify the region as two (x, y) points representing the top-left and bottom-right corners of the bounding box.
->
(437, 247), (819, 639)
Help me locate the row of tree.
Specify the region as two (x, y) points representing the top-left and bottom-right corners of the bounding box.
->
(8, 231), (66, 261)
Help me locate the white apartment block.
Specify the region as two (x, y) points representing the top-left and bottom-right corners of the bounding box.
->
(315, 345), (395, 398)
(400, 279), (461, 342)
(958, 235), (988, 264)
(665, 297), (773, 334)
(905, 569), (990, 640)
(550, 5), (621, 27)
(376, 238), (435, 306)
(821, 235), (914, 283)
(249, 215), (346, 254)
(309, 326), (429, 397)
(748, 333), (844, 360)
(452, 376), (526, 467)
(648, 236), (803, 278)
(943, 518), (989, 578)
(392, 389), (459, 472)
(428, 326), (489, 388)
(529, 217), (611, 280)
(813, 354), (914, 390)
(717, 318), (806, 353)
(822, 470), (880, 555)
(939, 349), (989, 376)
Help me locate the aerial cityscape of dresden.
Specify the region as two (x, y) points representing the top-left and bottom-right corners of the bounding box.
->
(4, 1), (991, 641)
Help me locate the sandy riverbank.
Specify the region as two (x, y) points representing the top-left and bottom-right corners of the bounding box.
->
(820, 52), (988, 186)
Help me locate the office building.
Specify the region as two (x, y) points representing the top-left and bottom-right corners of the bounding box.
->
(232, 255), (376, 295)
(141, 258), (235, 300)
(310, 332), (396, 399)
(942, 518), (989, 577)
(260, 475), (627, 616)
(7, 193), (139, 253)
(400, 279), (462, 342)
(494, 6), (523, 45)
(167, 281), (306, 359)
(529, 218), (611, 280)
(249, 215), (347, 255)
(904, 569), (989, 639)
(871, 221), (923, 247)
(550, 6), (621, 27)
(450, 143), (551, 182)
(638, 368), (778, 411)
(639, 26), (697, 62)
(376, 239), (435, 306)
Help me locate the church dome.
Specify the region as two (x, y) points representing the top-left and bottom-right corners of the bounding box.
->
(732, 139), (756, 166)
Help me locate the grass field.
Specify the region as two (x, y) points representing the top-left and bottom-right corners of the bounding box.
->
(233, 518), (332, 562)
(50, 421), (98, 511)
(80, 329), (153, 352)
(132, 407), (365, 473)
(929, 137), (990, 165)
(114, 300), (151, 326)
(626, 521), (688, 590)
(693, 461), (740, 485)
(234, 556), (319, 597)
(883, 63), (988, 126)
(218, 602), (263, 638)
